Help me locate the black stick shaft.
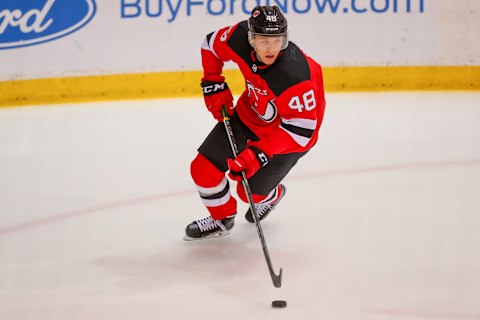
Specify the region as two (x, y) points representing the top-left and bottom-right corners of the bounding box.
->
(221, 107), (282, 288)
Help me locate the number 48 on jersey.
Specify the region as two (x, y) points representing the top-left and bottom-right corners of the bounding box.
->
(288, 89), (316, 112)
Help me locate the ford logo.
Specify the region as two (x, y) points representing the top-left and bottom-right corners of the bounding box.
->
(0, 0), (97, 50)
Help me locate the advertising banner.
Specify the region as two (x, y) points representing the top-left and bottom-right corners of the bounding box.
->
(0, 0), (455, 80)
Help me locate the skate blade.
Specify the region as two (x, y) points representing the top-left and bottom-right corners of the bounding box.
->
(183, 230), (231, 241)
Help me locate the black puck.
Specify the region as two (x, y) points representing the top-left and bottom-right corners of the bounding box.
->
(271, 300), (287, 308)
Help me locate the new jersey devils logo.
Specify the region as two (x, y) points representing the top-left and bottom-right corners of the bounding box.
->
(246, 81), (277, 123)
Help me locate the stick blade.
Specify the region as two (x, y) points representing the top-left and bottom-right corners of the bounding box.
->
(272, 268), (283, 288)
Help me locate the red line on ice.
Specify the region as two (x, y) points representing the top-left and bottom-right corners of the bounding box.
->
(1, 159), (479, 236)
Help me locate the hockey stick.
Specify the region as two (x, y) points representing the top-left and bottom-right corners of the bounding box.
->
(221, 106), (283, 288)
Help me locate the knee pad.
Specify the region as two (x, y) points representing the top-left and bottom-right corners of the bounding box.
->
(190, 153), (224, 187)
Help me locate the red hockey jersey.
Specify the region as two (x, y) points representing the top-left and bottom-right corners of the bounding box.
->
(201, 20), (326, 157)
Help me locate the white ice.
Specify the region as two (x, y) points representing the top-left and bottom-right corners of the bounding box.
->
(1, 92), (480, 320)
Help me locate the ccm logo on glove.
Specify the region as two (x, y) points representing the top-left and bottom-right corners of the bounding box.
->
(201, 80), (234, 121)
(202, 82), (227, 94)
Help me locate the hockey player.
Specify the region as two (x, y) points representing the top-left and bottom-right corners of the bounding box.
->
(184, 5), (326, 240)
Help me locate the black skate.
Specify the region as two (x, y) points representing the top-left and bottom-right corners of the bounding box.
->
(245, 184), (287, 223)
(183, 215), (235, 241)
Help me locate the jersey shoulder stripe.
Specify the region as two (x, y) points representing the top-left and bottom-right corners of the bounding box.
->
(203, 31), (220, 58)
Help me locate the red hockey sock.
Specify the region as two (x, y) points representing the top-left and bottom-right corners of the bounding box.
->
(190, 153), (237, 220)
(236, 183), (281, 205)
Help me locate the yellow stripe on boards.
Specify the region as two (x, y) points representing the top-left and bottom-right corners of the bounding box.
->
(1, 66), (479, 108)
(324, 66), (480, 91)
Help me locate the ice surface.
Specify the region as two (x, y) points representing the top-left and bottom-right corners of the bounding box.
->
(1, 93), (479, 320)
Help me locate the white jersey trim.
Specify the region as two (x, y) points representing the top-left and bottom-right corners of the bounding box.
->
(280, 117), (317, 147)
(280, 127), (310, 147)
(281, 118), (317, 130)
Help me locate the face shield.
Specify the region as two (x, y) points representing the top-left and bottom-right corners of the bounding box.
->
(248, 32), (289, 51)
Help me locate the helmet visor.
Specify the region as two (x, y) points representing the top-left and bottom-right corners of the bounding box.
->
(249, 33), (288, 51)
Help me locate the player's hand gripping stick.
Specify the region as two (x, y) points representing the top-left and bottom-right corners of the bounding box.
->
(227, 146), (269, 181)
(221, 106), (283, 288)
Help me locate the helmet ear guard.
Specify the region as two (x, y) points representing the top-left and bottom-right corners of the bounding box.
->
(248, 5), (289, 50)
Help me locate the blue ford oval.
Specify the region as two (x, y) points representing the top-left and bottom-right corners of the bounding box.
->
(0, 0), (97, 50)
